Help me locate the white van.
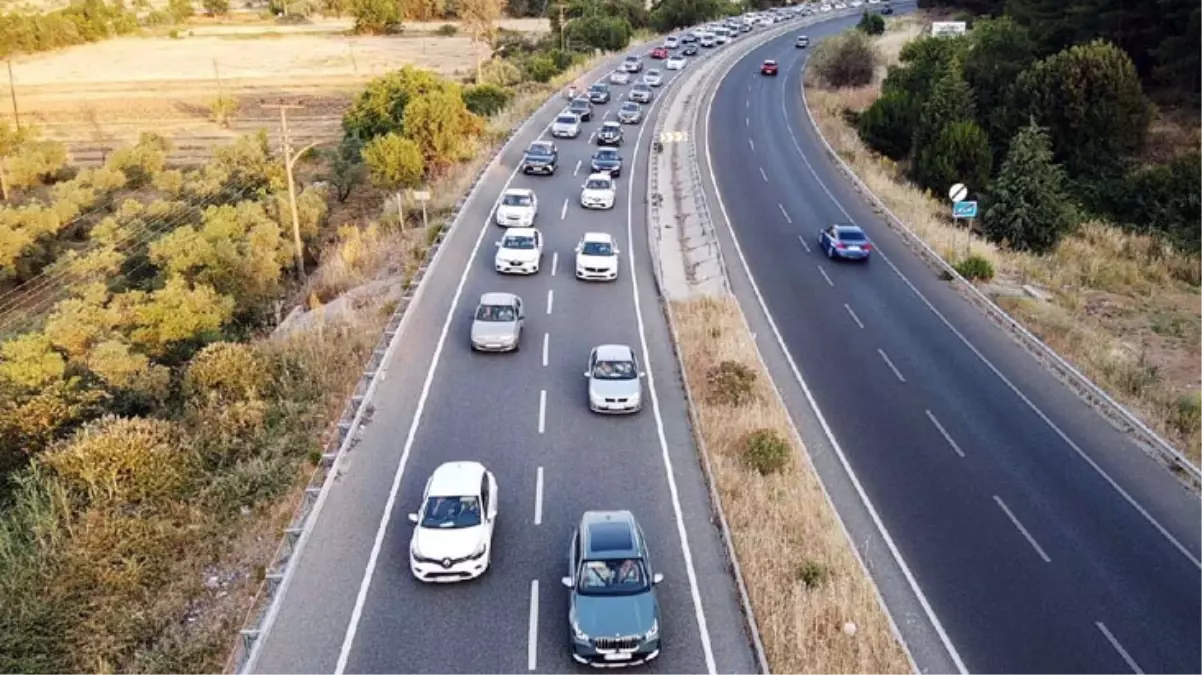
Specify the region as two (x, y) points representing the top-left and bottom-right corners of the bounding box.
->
(714, 27), (730, 44)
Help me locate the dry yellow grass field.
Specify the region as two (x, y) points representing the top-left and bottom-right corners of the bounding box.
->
(803, 17), (1202, 466)
(670, 296), (911, 674)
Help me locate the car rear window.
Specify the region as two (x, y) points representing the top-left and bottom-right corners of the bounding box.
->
(503, 235), (536, 249)
(839, 230), (866, 241)
(556, 115), (576, 124)
(502, 194), (532, 206)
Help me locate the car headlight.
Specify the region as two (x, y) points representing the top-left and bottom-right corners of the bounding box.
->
(644, 619), (658, 640)
(467, 541), (488, 560)
(572, 618), (589, 642)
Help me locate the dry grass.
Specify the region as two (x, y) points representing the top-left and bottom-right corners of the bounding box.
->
(670, 295), (911, 674)
(803, 17), (1202, 466)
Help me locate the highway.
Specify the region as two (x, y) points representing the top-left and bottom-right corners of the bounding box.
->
(697, 13), (1202, 675)
(248, 41), (762, 675)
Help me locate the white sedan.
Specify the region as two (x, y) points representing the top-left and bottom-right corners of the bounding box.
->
(495, 188), (537, 227)
(665, 55), (687, 70)
(408, 461), (498, 583)
(580, 173), (616, 210)
(575, 232), (620, 281)
(609, 70), (630, 85)
(494, 227), (544, 274)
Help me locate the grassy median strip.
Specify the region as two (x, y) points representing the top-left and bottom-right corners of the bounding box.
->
(669, 296), (910, 674)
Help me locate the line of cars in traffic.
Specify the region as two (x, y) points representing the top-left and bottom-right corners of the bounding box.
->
(403, 8), (840, 668)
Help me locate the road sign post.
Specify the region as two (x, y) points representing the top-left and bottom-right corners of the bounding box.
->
(947, 183), (976, 259)
(952, 200), (978, 219)
(411, 189), (431, 231)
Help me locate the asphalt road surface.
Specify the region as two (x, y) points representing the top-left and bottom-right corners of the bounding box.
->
(699, 14), (1202, 675)
(249, 40), (767, 675)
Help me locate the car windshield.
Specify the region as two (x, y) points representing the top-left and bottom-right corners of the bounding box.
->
(582, 241), (614, 256)
(502, 193), (533, 207)
(420, 495), (481, 529)
(634, 85), (650, 92)
(592, 359), (636, 379)
(577, 558), (650, 596)
(503, 235), (536, 249)
(622, 104), (639, 113)
(570, 100), (589, 109)
(590, 85), (605, 92)
(838, 230), (866, 241)
(556, 115), (577, 125)
(585, 178), (612, 190)
(625, 56), (638, 62)
(476, 304), (516, 322)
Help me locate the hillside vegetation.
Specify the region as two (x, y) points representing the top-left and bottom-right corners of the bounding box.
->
(806, 4), (1201, 464)
(0, 0), (728, 664)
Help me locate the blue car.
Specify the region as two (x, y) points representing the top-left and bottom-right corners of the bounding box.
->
(818, 223), (873, 261)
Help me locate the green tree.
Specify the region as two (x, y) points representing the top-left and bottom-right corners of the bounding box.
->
(913, 120), (993, 196)
(349, 0), (402, 34)
(123, 278), (236, 360)
(462, 83), (513, 117)
(202, 0), (230, 14)
(856, 10), (885, 35)
(650, 0), (725, 32)
(0, 121), (31, 201)
(342, 66), (453, 142)
(361, 133), (425, 224)
(809, 31), (877, 88)
(881, 34), (967, 107)
(961, 16), (1037, 157)
(167, 0), (194, 22)
(911, 57), (975, 166)
(856, 90), (918, 160)
(1005, 39), (1152, 185)
(565, 15), (633, 52)
(982, 121), (1078, 253)
(329, 132), (366, 202)
(401, 88), (480, 170)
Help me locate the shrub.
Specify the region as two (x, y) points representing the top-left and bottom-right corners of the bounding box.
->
(953, 254), (994, 281)
(983, 121), (1079, 253)
(1098, 151), (1202, 253)
(705, 359), (757, 406)
(519, 53), (561, 83)
(1171, 392), (1202, 437)
(435, 23), (457, 36)
(566, 15), (633, 52)
(913, 120), (993, 196)
(857, 90), (918, 160)
(796, 560), (827, 589)
(462, 83), (513, 117)
(202, 0), (230, 14)
(479, 58), (523, 87)
(740, 428), (791, 475)
(184, 341), (267, 404)
(342, 66), (453, 142)
(810, 31), (877, 88)
(856, 10), (885, 35)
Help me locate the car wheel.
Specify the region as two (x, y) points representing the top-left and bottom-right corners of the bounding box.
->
(513, 337), (521, 352)
(826, 245), (836, 260)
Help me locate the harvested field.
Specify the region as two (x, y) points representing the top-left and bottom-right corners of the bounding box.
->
(670, 295), (911, 674)
(803, 16), (1202, 465)
(2, 16), (551, 165)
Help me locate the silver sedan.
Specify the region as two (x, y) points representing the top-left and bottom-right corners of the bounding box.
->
(471, 292), (524, 352)
(584, 344), (645, 414)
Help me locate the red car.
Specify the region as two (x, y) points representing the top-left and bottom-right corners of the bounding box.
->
(761, 59), (778, 76)
(650, 47), (669, 59)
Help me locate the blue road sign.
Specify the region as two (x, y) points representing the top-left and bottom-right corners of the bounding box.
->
(953, 200), (978, 219)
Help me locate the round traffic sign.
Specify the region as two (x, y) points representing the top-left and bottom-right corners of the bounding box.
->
(948, 183), (968, 203)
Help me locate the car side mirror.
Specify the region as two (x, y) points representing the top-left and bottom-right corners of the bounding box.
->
(652, 573), (664, 584)
(494, 241), (501, 247)
(407, 513), (419, 524)
(561, 576), (573, 588)
(584, 370), (591, 378)
(639, 372), (647, 379)
(613, 248), (620, 254)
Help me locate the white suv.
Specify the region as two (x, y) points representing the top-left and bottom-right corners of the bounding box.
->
(494, 227), (544, 274)
(495, 188), (537, 227)
(580, 173), (616, 210)
(575, 232), (620, 281)
(407, 461), (498, 583)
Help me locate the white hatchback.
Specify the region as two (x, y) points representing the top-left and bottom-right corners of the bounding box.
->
(665, 55), (687, 70)
(575, 232), (620, 281)
(580, 173), (616, 210)
(408, 461), (498, 583)
(494, 227), (544, 274)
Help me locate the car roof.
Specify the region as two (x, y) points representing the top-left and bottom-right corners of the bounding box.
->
(582, 231), (614, 243)
(764, 59), (777, 64)
(594, 343), (634, 361)
(502, 227), (539, 237)
(427, 461), (486, 497)
(479, 291), (518, 306)
(580, 510), (642, 559)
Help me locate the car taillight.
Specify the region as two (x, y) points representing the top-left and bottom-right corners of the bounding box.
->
(835, 242), (845, 249)
(862, 243), (872, 250)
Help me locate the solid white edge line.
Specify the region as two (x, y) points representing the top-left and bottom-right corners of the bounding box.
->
(703, 25), (965, 675)
(627, 69), (718, 675)
(528, 579), (539, 671)
(877, 348), (906, 383)
(992, 495), (1051, 563)
(534, 466), (544, 526)
(542, 332), (549, 367)
(538, 389), (546, 435)
(1095, 621), (1144, 674)
(925, 410), (965, 458)
(786, 33), (1202, 570)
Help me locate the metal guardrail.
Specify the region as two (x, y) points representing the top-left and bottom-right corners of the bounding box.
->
(795, 74), (1202, 488)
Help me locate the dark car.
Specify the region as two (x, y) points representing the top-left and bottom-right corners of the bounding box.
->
(521, 140), (558, 175)
(818, 223), (873, 261)
(590, 147), (623, 177)
(680, 32), (697, 43)
(761, 59), (778, 76)
(629, 83), (653, 104)
(617, 101), (642, 124)
(596, 121), (623, 146)
(568, 97), (594, 122)
(682, 43), (699, 56)
(562, 511), (663, 668)
(588, 82), (611, 104)
(881, 3), (893, 13)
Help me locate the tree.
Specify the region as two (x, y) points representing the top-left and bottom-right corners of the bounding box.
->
(856, 10), (885, 35)
(342, 66), (453, 142)
(881, 34), (967, 107)
(457, 0), (505, 82)
(348, 0), (401, 34)
(911, 57), (975, 165)
(856, 90), (918, 160)
(202, 0), (230, 14)
(167, 0), (194, 22)
(650, 0), (725, 32)
(329, 132), (366, 202)
(809, 31), (877, 88)
(362, 133), (425, 225)
(401, 88), (480, 170)
(565, 15), (633, 52)
(123, 278), (235, 359)
(1005, 39), (1152, 185)
(913, 120), (993, 196)
(961, 16), (1037, 157)
(462, 83), (513, 117)
(0, 122), (31, 201)
(982, 121), (1078, 253)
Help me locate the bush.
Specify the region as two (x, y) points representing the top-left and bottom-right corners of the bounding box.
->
(462, 83), (513, 117)
(342, 66), (453, 142)
(953, 254), (994, 281)
(1098, 151), (1202, 253)
(856, 11), (885, 35)
(705, 360), (757, 406)
(479, 58), (523, 87)
(435, 23), (457, 36)
(184, 341), (267, 404)
(913, 120), (992, 196)
(519, 53), (561, 83)
(348, 0), (401, 34)
(202, 0), (230, 14)
(857, 90), (918, 160)
(740, 428), (791, 475)
(810, 31), (877, 88)
(1172, 392), (1202, 437)
(983, 122), (1079, 253)
(566, 15), (633, 52)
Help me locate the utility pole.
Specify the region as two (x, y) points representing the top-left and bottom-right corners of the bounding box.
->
(6, 55), (20, 131)
(558, 3), (566, 51)
(263, 101), (317, 282)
